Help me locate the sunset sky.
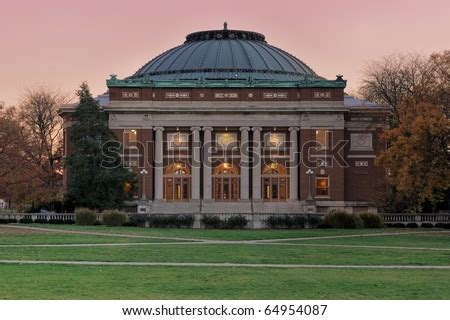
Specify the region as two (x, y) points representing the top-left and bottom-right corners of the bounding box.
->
(1, 0), (449, 106)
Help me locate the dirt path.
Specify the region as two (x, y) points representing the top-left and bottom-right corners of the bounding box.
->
(0, 259), (449, 269)
(1, 241), (449, 252)
(1, 225), (449, 246)
(249, 230), (450, 243)
(0, 225), (208, 242)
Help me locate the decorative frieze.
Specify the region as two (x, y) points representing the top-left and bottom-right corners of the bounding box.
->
(215, 92), (238, 99)
(122, 91), (140, 99)
(355, 160), (369, 167)
(165, 92), (190, 99)
(263, 92), (287, 99)
(123, 160), (138, 167)
(314, 91), (331, 99)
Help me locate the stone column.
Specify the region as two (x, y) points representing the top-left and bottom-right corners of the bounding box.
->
(153, 127), (164, 201)
(252, 127), (263, 200)
(289, 127), (300, 200)
(202, 127), (213, 200)
(190, 127), (201, 200)
(240, 127), (250, 200)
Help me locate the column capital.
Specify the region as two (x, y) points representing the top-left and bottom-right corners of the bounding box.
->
(153, 126), (164, 132)
(251, 127), (263, 132)
(190, 126), (201, 132)
(289, 126), (300, 132)
(239, 127), (250, 132)
(202, 127), (213, 132)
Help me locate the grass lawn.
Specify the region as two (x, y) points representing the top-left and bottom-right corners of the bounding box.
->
(1, 264), (449, 299)
(288, 233), (450, 249)
(0, 224), (449, 299)
(17, 224), (414, 240)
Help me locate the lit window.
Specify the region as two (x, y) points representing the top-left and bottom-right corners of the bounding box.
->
(315, 129), (328, 149)
(262, 163), (288, 201)
(123, 129), (137, 148)
(265, 132), (285, 149)
(216, 133), (237, 149)
(167, 132), (189, 149)
(315, 176), (329, 196)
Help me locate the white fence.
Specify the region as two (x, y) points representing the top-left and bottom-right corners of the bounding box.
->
(1, 212), (449, 228)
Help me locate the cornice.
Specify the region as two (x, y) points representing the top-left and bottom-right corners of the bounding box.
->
(106, 75), (347, 89)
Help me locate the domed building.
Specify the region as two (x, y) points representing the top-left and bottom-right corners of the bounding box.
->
(61, 24), (389, 218)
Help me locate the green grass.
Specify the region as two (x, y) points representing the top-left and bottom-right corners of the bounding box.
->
(0, 243), (449, 265)
(0, 225), (449, 299)
(15, 224), (426, 240)
(288, 233), (450, 249)
(0, 264), (449, 299)
(0, 233), (186, 245)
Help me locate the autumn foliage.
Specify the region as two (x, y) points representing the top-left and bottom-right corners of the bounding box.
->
(377, 101), (449, 212)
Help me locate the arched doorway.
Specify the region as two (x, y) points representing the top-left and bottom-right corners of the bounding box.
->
(262, 163), (288, 201)
(164, 163), (191, 201)
(213, 163), (239, 201)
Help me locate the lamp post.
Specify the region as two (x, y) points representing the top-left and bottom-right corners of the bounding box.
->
(140, 169), (148, 200)
(306, 168), (314, 203)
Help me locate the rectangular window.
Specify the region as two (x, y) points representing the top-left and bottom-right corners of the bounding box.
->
(315, 176), (329, 196)
(123, 129), (137, 148)
(167, 132), (189, 149)
(315, 129), (329, 150)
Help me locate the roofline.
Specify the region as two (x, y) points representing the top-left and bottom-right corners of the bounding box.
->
(106, 76), (347, 89)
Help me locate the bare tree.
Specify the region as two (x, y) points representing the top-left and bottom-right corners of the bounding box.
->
(358, 51), (449, 122)
(18, 87), (71, 189)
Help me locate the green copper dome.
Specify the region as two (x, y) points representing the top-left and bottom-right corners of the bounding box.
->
(130, 24), (319, 82)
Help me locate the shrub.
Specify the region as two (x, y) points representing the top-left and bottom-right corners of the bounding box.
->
(421, 222), (434, 228)
(266, 216), (285, 229)
(34, 218), (48, 224)
(148, 215), (194, 228)
(324, 210), (363, 229)
(0, 218), (17, 224)
(225, 215), (248, 229)
(126, 214), (147, 227)
(266, 215), (306, 229)
(392, 223), (406, 228)
(443, 224), (450, 229)
(358, 213), (384, 228)
(201, 215), (222, 228)
(19, 217), (33, 224)
(102, 209), (127, 227)
(317, 222), (332, 229)
(306, 215), (323, 228)
(75, 208), (97, 226)
(48, 219), (75, 225)
(406, 222), (419, 228)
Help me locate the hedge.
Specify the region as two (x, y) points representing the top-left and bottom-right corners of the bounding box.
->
(148, 215), (194, 228)
(75, 208), (97, 226)
(266, 215), (306, 229)
(358, 213), (384, 228)
(101, 209), (127, 227)
(324, 210), (363, 229)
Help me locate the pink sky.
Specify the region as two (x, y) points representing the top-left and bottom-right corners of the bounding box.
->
(0, 0), (449, 106)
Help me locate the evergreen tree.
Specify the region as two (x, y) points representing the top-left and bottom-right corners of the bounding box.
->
(65, 83), (136, 210)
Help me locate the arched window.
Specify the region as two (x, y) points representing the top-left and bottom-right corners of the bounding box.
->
(262, 163), (288, 201)
(213, 163), (239, 202)
(164, 163), (190, 201)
